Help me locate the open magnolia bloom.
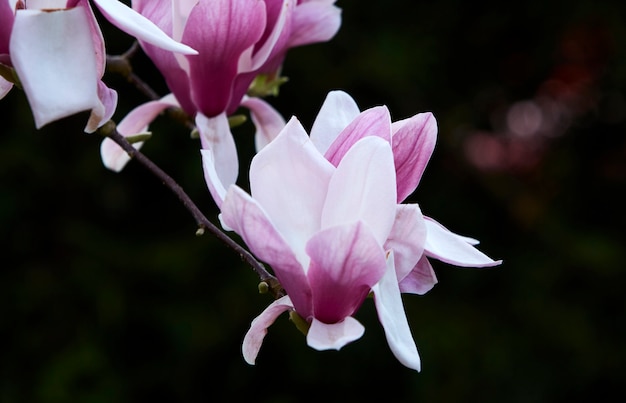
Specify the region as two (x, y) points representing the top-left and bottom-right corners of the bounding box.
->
(201, 91), (502, 370)
(0, 0), (196, 132)
(206, 117), (423, 370)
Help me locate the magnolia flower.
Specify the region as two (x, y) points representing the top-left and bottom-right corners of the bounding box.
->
(201, 91), (501, 369)
(100, 0), (340, 172)
(131, 0), (341, 118)
(0, 0), (196, 131)
(206, 116), (423, 370)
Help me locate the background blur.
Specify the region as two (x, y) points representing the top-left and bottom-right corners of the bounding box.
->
(1, 0), (625, 402)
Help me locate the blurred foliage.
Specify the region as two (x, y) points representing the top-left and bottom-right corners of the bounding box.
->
(1, 0), (625, 402)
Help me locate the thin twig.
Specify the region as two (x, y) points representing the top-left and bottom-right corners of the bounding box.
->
(127, 71), (161, 101)
(98, 121), (284, 299)
(106, 44), (195, 130)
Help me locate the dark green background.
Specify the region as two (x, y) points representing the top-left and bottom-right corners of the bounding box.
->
(1, 1), (625, 401)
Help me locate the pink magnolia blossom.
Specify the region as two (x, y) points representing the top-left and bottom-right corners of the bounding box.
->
(0, 0), (196, 131)
(131, 0), (341, 118)
(201, 91), (502, 369)
(204, 116), (423, 370)
(102, 0), (341, 173)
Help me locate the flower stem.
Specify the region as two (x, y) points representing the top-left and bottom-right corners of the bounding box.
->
(97, 121), (284, 299)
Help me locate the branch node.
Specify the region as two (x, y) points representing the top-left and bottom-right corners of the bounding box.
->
(258, 281), (269, 294)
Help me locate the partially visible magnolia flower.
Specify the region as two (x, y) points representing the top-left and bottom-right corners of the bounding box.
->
(201, 91), (501, 369)
(305, 91), (503, 285)
(101, 0), (340, 172)
(131, 0), (341, 118)
(0, 0), (196, 132)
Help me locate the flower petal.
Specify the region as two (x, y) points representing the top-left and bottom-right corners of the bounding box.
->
(309, 90), (360, 155)
(322, 136), (396, 245)
(101, 94), (178, 172)
(200, 148), (227, 209)
(85, 80), (118, 133)
(220, 186), (313, 318)
(238, 0), (293, 73)
(249, 117), (334, 265)
(131, 0), (196, 114)
(0, 0), (14, 55)
(424, 217), (503, 267)
(241, 96), (286, 152)
(384, 204), (427, 282)
(306, 221), (387, 323)
(197, 112), (239, 192)
(242, 295), (294, 365)
(324, 106), (392, 167)
(0, 76), (12, 100)
(69, 0), (106, 77)
(307, 316), (365, 351)
(10, 8), (99, 129)
(392, 112), (437, 202)
(92, 0), (197, 55)
(288, 0), (342, 47)
(183, 0), (265, 116)
(398, 255), (438, 295)
(372, 251), (421, 371)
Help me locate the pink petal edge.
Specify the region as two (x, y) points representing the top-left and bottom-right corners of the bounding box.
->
(306, 316), (365, 351)
(372, 251), (421, 371)
(242, 295), (294, 365)
(424, 217), (503, 267)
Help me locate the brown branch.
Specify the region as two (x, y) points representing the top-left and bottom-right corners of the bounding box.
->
(98, 121), (284, 299)
(106, 43), (195, 130)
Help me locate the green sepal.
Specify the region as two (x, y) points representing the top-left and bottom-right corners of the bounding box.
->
(228, 114), (247, 128)
(247, 72), (289, 98)
(289, 310), (311, 336)
(125, 132), (152, 144)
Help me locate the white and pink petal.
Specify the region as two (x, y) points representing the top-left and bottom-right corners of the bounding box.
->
(398, 255), (438, 295)
(197, 112), (239, 195)
(372, 251), (421, 371)
(392, 112), (437, 202)
(249, 117), (334, 262)
(101, 94), (178, 172)
(424, 217), (502, 267)
(288, 0), (342, 47)
(324, 106), (392, 166)
(306, 221), (387, 323)
(0, 76), (12, 100)
(309, 90), (360, 155)
(10, 7), (99, 129)
(240, 96), (286, 151)
(238, 0), (294, 73)
(183, 0), (265, 116)
(242, 295), (294, 364)
(220, 186), (313, 317)
(307, 316), (365, 351)
(93, 0), (196, 55)
(322, 136), (397, 245)
(384, 204), (427, 282)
